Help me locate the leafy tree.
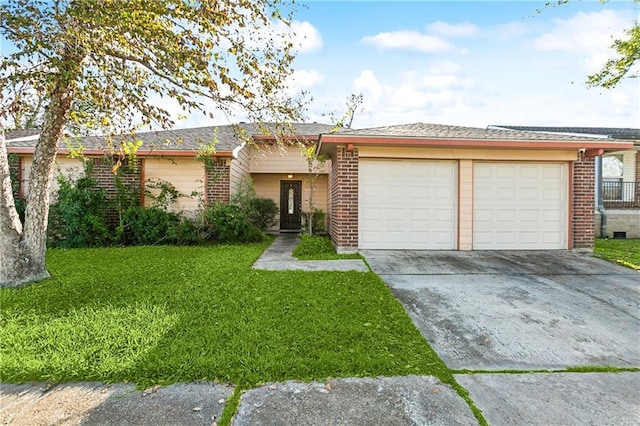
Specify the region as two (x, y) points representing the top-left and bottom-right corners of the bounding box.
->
(543, 0), (639, 88)
(0, 0), (302, 287)
(588, 19), (639, 88)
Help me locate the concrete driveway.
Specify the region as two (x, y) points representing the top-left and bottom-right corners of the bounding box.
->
(362, 250), (640, 425)
(363, 250), (640, 425)
(362, 250), (640, 370)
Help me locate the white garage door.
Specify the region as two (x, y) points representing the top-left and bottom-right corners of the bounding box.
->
(359, 159), (457, 249)
(473, 162), (568, 250)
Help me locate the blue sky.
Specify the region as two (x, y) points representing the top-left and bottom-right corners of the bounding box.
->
(2, 1), (637, 130)
(220, 0), (637, 130)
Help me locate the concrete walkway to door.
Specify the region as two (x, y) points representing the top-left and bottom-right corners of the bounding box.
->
(253, 234), (369, 272)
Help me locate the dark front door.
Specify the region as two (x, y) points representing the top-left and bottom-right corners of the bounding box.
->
(280, 180), (302, 230)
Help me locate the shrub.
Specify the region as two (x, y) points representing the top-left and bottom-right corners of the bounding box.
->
(292, 233), (334, 258)
(48, 171), (111, 248)
(117, 206), (181, 246)
(202, 203), (264, 243)
(247, 197), (279, 231)
(302, 209), (326, 235)
(170, 217), (205, 246)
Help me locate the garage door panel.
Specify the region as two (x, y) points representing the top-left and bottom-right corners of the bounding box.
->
(473, 162), (567, 250)
(359, 159), (457, 250)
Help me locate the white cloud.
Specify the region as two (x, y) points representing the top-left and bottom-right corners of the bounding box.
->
(533, 10), (633, 66)
(349, 63), (477, 118)
(287, 69), (325, 90)
(288, 20), (324, 53)
(534, 10), (628, 52)
(426, 21), (480, 38)
(362, 30), (453, 53)
(354, 70), (383, 103)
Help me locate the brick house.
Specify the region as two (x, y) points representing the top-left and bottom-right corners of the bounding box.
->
(316, 123), (633, 253)
(6, 123), (334, 230)
(7, 122), (632, 249)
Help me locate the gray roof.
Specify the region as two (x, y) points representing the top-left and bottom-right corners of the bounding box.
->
(7, 123), (335, 152)
(490, 125), (640, 141)
(333, 123), (608, 141)
(5, 129), (40, 140)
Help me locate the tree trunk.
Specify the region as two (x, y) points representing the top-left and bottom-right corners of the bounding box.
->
(0, 127), (35, 287)
(0, 75), (78, 287)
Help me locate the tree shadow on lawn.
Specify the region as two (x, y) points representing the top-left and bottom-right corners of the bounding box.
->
(1, 244), (448, 387)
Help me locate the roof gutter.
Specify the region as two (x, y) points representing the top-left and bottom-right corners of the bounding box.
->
(317, 134), (633, 152)
(6, 147), (234, 158)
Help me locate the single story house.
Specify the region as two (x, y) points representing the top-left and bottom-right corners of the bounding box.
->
(316, 123), (632, 253)
(7, 122), (633, 250)
(491, 126), (640, 239)
(6, 123), (334, 231)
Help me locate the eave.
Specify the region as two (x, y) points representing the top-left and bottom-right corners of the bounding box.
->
(316, 134), (634, 156)
(6, 147), (234, 158)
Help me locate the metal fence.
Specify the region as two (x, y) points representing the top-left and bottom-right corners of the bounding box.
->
(602, 181), (640, 209)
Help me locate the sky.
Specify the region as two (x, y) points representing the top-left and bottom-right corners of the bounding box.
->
(1, 1), (638, 131)
(183, 0), (638, 131)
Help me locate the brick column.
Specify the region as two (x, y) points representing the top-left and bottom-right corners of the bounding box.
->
(206, 159), (231, 204)
(329, 146), (358, 253)
(572, 155), (595, 250)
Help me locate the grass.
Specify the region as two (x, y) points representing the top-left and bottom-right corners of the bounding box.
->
(594, 238), (640, 270)
(292, 234), (362, 260)
(0, 243), (448, 390)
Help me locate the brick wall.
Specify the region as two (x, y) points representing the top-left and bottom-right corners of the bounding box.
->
(329, 146), (359, 252)
(572, 155), (595, 249)
(205, 159), (231, 204)
(90, 157), (142, 226)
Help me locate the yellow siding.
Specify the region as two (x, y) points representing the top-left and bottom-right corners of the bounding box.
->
(230, 144), (251, 196)
(458, 160), (473, 250)
(144, 158), (204, 213)
(358, 146), (578, 161)
(21, 155), (85, 200)
(252, 173), (329, 230)
(249, 145), (331, 174)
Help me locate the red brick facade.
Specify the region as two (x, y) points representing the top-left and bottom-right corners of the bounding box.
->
(205, 160), (231, 204)
(328, 151), (598, 252)
(572, 155), (595, 249)
(329, 146), (359, 252)
(90, 157), (143, 225)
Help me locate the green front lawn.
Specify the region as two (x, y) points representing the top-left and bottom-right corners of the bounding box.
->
(0, 243), (446, 389)
(594, 238), (640, 270)
(292, 234), (362, 260)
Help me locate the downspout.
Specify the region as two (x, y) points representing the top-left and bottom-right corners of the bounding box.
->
(595, 155), (607, 238)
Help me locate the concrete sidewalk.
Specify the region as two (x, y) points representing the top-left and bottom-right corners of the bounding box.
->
(1, 377), (478, 426)
(253, 234), (369, 272)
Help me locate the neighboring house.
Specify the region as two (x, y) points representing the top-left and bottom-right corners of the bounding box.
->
(316, 123), (632, 253)
(6, 123), (334, 231)
(491, 126), (640, 239)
